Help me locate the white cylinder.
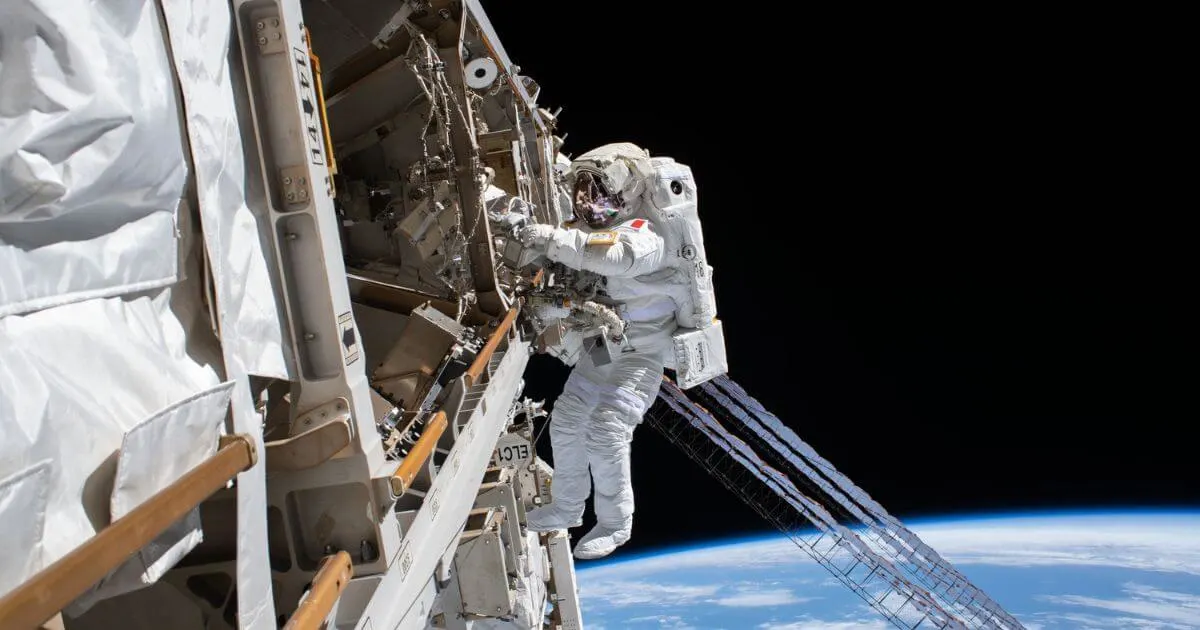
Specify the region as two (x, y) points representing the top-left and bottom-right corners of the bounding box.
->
(465, 57), (499, 90)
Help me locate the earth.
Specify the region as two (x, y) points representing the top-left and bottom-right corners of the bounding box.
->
(574, 511), (1200, 629)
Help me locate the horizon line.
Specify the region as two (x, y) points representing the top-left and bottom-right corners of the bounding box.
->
(577, 505), (1200, 572)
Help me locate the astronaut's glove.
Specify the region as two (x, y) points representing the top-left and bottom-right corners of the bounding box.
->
(519, 223), (557, 250)
(491, 211), (529, 238)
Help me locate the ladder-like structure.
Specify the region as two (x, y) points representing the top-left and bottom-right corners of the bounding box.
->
(650, 376), (1025, 630)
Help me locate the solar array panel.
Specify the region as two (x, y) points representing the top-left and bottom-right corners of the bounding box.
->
(648, 376), (1025, 630)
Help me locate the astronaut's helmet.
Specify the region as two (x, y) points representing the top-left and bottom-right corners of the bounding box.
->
(571, 168), (625, 229)
(568, 143), (652, 229)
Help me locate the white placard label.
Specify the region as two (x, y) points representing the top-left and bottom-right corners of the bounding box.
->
(493, 433), (532, 468)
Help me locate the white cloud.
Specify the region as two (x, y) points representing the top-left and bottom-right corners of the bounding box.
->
(1122, 582), (1200, 605)
(626, 614), (694, 628)
(1037, 582), (1200, 627)
(1027, 611), (1193, 629)
(758, 619), (890, 630)
(584, 579), (811, 610)
(580, 580), (721, 607)
(583, 538), (804, 579)
(578, 515), (1200, 630)
(714, 588), (809, 607)
(911, 515), (1200, 576)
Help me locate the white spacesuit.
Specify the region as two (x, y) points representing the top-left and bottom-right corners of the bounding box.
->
(520, 143), (714, 559)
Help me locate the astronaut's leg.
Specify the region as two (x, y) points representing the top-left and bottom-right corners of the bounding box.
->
(525, 364), (601, 531)
(573, 350), (665, 559)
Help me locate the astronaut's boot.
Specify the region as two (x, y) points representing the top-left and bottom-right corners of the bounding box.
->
(578, 410), (638, 559)
(525, 503), (584, 532)
(573, 521), (632, 560)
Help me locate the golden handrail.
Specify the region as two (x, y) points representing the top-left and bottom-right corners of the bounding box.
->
(388, 294), (525, 497)
(463, 306), (519, 387)
(0, 434), (258, 629)
(282, 550), (354, 630)
(389, 411), (449, 497)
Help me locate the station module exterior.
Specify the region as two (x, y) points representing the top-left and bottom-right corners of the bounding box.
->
(1, 1), (582, 628)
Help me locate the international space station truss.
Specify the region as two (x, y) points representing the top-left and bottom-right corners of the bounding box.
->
(0, 0), (1026, 627)
(650, 375), (1025, 630)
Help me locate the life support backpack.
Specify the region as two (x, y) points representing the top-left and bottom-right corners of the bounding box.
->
(637, 156), (728, 388)
(639, 156), (716, 330)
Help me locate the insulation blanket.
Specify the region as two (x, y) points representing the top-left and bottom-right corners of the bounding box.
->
(65, 380), (235, 615)
(0, 291), (228, 604)
(0, 0), (289, 368)
(157, 0), (290, 381)
(0, 0), (184, 317)
(0, 0), (287, 621)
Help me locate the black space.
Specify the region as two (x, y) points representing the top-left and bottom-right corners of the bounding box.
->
(480, 3), (1193, 556)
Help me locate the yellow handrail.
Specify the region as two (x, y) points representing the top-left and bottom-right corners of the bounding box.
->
(464, 306), (519, 387)
(389, 411), (449, 497)
(282, 551), (354, 630)
(0, 434), (258, 629)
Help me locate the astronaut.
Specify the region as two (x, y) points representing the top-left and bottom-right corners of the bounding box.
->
(519, 143), (692, 559)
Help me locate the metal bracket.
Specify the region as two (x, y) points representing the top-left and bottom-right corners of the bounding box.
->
(266, 418), (352, 472)
(254, 17), (286, 56)
(290, 397), (350, 435)
(373, 4), (416, 48)
(281, 165), (312, 207)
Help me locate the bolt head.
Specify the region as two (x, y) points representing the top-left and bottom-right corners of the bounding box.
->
(257, 36), (267, 45)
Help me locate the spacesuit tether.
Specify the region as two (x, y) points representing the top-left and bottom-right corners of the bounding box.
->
(520, 143), (727, 559)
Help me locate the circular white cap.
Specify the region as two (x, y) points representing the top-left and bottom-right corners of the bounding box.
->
(465, 57), (499, 90)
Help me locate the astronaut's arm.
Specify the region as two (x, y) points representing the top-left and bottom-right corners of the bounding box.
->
(530, 225), (665, 278)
